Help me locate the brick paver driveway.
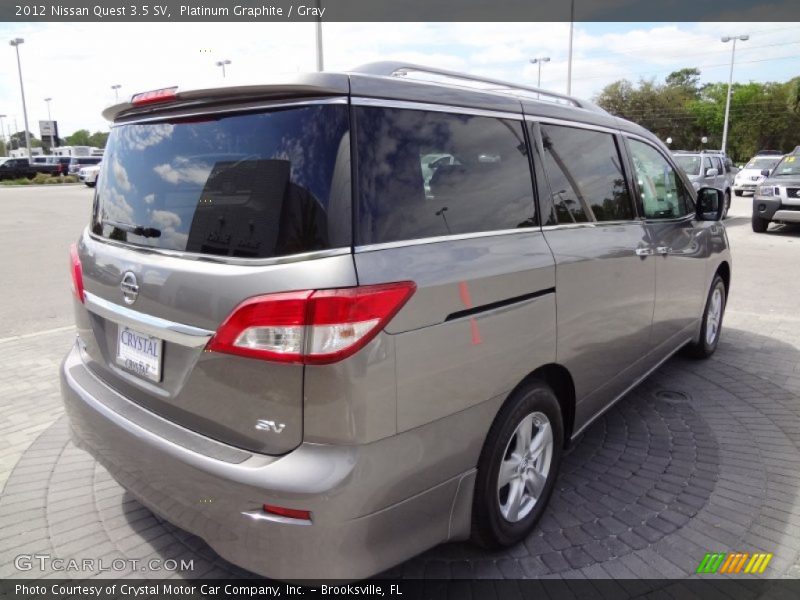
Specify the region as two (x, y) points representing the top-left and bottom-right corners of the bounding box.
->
(1, 188), (799, 580)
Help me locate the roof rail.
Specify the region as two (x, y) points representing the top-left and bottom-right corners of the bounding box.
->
(350, 61), (608, 114)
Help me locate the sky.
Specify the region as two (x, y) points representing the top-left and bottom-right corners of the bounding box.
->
(0, 21), (798, 139)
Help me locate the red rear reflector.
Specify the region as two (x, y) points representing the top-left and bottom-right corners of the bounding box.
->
(207, 282), (416, 365)
(131, 86), (178, 106)
(69, 243), (85, 304)
(263, 504), (312, 521)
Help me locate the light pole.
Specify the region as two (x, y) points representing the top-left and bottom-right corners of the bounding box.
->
(566, 0), (574, 95)
(529, 57), (551, 88)
(0, 115), (6, 152)
(44, 97), (54, 153)
(111, 84), (121, 101)
(314, 0), (323, 71)
(216, 59), (231, 78)
(9, 38), (32, 159)
(720, 34), (748, 155)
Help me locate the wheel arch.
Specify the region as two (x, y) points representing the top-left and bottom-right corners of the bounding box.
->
(507, 363), (576, 448)
(716, 260), (731, 298)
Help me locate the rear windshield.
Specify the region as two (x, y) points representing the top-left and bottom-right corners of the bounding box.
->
(673, 154), (702, 175)
(92, 104), (350, 259)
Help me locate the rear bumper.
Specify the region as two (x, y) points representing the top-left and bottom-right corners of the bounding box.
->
(60, 342), (469, 581)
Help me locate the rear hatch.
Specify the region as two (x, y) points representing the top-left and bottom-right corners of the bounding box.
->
(75, 91), (354, 455)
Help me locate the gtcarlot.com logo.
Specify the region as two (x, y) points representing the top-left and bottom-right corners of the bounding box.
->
(15, 554), (194, 573)
(696, 552), (773, 574)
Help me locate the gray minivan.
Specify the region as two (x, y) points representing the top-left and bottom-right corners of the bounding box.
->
(61, 63), (731, 580)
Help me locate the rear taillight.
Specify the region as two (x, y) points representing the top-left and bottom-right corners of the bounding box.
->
(69, 243), (85, 303)
(207, 282), (416, 365)
(262, 504), (312, 521)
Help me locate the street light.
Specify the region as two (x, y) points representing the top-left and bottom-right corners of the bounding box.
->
(44, 97), (54, 153)
(529, 57), (551, 88)
(0, 115), (6, 151)
(215, 59), (231, 78)
(9, 38), (32, 159)
(111, 84), (121, 101)
(566, 0), (574, 95)
(720, 34), (749, 155)
(314, 0), (323, 71)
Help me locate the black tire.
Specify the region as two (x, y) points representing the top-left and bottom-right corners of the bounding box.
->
(684, 275), (726, 359)
(471, 380), (564, 549)
(85, 182), (96, 188)
(734, 189), (743, 197)
(751, 215), (769, 233)
(722, 191), (731, 219)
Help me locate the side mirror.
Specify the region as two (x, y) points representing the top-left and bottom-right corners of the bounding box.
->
(705, 168), (719, 177)
(760, 169), (771, 177)
(696, 187), (725, 221)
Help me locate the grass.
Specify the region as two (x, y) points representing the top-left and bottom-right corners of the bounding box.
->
(0, 174), (79, 186)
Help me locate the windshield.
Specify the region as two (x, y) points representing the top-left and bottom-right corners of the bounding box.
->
(745, 156), (781, 170)
(673, 154), (702, 175)
(92, 104), (351, 259)
(771, 155), (800, 177)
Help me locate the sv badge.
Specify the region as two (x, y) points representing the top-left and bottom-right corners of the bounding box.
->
(255, 419), (286, 433)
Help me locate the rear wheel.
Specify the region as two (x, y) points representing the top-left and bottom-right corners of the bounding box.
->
(751, 215), (769, 233)
(471, 380), (563, 548)
(734, 189), (743, 197)
(684, 275), (726, 359)
(722, 191), (731, 219)
(85, 182), (96, 188)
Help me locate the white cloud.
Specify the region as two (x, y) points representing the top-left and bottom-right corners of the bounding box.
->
(0, 20), (797, 140)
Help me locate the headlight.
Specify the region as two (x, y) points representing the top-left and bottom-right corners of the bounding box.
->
(756, 185), (775, 197)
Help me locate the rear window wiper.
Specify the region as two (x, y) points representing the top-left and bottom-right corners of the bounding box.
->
(102, 219), (162, 238)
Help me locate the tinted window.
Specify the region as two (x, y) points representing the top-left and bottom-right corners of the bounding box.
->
(674, 154), (702, 176)
(703, 157), (713, 170)
(628, 139), (693, 219)
(92, 104), (351, 258)
(355, 107), (535, 245)
(712, 156), (723, 172)
(539, 124), (632, 223)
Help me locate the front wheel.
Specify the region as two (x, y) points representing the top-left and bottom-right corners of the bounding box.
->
(722, 191), (731, 219)
(684, 275), (726, 359)
(471, 380), (563, 549)
(85, 182), (96, 188)
(751, 215), (769, 233)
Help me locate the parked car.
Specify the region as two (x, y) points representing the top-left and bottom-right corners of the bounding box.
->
(61, 63), (731, 581)
(78, 164), (101, 187)
(734, 153), (783, 196)
(672, 150), (734, 218)
(751, 146), (800, 232)
(0, 157), (60, 180)
(67, 155), (102, 176)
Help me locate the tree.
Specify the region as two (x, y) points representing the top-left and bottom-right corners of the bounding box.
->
(595, 71), (800, 163)
(65, 129), (92, 146)
(88, 131), (109, 148)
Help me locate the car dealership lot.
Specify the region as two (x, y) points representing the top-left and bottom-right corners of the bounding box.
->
(0, 185), (799, 580)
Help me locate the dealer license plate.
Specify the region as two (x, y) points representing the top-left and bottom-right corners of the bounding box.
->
(117, 326), (162, 382)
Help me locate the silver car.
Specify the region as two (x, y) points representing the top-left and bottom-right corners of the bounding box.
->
(61, 63), (732, 581)
(673, 150), (734, 218)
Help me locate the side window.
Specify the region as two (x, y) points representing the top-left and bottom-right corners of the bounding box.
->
(703, 156), (712, 172)
(628, 139), (693, 219)
(539, 124), (633, 223)
(355, 107), (536, 245)
(712, 156), (723, 173)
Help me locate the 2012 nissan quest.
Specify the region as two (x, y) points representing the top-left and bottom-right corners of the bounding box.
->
(61, 63), (732, 580)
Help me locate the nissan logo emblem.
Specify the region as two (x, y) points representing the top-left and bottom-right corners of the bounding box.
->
(120, 272), (139, 305)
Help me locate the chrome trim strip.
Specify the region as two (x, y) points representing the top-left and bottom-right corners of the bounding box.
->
(86, 232), (350, 267)
(84, 291), (214, 348)
(114, 96), (348, 126)
(351, 97), (523, 121)
(354, 228), (538, 252)
(524, 115), (621, 136)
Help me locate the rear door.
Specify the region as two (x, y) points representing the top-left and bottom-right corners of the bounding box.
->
(75, 100), (353, 454)
(531, 121), (656, 428)
(350, 101), (557, 433)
